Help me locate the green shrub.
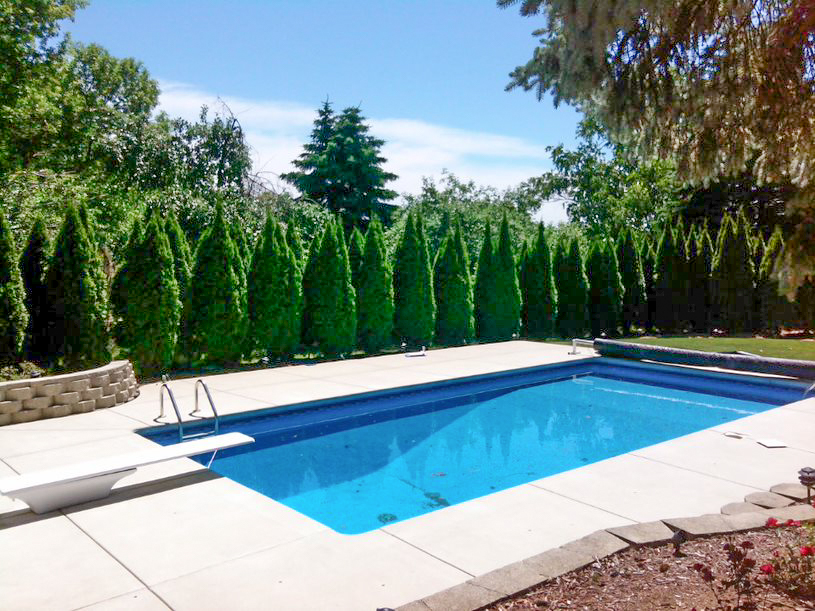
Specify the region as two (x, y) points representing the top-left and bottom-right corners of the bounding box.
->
(20, 216), (49, 362)
(434, 218), (474, 345)
(348, 226), (365, 291)
(300, 226), (324, 347)
(0, 207), (27, 364)
(654, 225), (686, 333)
(713, 213), (755, 333)
(121, 214), (181, 375)
(687, 223), (714, 333)
(185, 201), (247, 364)
(306, 219), (356, 355)
(587, 240), (623, 337)
(641, 236), (658, 332)
(757, 228), (793, 333)
(555, 236), (589, 338)
(616, 228), (645, 334)
(357, 218), (394, 352)
(248, 216), (302, 358)
(524, 223), (558, 338)
(475, 216), (522, 340)
(45, 205), (110, 368)
(393, 212), (435, 346)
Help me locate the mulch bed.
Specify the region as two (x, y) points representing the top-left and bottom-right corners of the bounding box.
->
(487, 523), (815, 610)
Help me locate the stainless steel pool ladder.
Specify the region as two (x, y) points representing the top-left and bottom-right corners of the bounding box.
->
(568, 338), (595, 355)
(158, 377), (221, 442)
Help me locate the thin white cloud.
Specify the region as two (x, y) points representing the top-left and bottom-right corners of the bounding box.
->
(156, 80), (567, 223)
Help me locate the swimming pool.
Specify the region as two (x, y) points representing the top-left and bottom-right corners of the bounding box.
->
(141, 358), (806, 534)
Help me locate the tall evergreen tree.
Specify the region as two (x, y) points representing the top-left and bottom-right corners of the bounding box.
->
(0, 207), (27, 364)
(491, 215), (521, 338)
(185, 201), (247, 363)
(306, 219), (356, 355)
(165, 207), (193, 304)
(45, 205), (109, 368)
(654, 225), (686, 333)
(348, 227), (365, 292)
(300, 226), (325, 348)
(587, 240), (624, 337)
(20, 216), (50, 362)
(120, 214), (181, 375)
(712, 213), (755, 333)
(286, 224), (305, 269)
(555, 236), (590, 338)
(434, 219), (474, 345)
(474, 220), (496, 340)
(393, 212), (435, 346)
(111, 219), (143, 349)
(616, 228), (646, 334)
(641, 236), (658, 332)
(687, 224), (714, 333)
(282, 102), (398, 229)
(518, 240), (530, 335)
(523, 223), (558, 338)
(248, 217), (302, 359)
(230, 221), (251, 266)
(757, 228), (793, 334)
(357, 218), (394, 352)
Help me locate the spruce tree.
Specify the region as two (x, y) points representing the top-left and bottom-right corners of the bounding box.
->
(616, 228), (646, 334)
(20, 216), (50, 362)
(0, 207), (27, 364)
(307, 220), (356, 355)
(186, 201), (247, 363)
(587, 240), (624, 337)
(712, 213), (754, 333)
(434, 219), (474, 345)
(357, 218), (394, 352)
(555, 236), (590, 338)
(248, 217), (302, 359)
(393, 212), (435, 346)
(45, 205), (110, 368)
(348, 227), (365, 292)
(523, 224), (558, 338)
(654, 225), (685, 333)
(121, 214), (182, 375)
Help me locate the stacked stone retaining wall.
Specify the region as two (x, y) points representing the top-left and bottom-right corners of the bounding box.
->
(0, 361), (139, 426)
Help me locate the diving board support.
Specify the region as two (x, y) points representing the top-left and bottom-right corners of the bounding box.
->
(0, 432), (253, 514)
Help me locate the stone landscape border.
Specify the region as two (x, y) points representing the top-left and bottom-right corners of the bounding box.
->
(0, 361), (138, 426)
(396, 484), (815, 611)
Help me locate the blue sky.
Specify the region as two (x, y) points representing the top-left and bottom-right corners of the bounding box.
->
(65, 0), (582, 223)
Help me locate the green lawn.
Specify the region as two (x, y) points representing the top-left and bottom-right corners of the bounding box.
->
(619, 336), (815, 362)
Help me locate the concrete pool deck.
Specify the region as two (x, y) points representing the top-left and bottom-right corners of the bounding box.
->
(1, 340), (814, 610)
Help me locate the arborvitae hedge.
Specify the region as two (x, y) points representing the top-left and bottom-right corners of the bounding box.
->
(434, 219), (474, 345)
(393, 212), (435, 346)
(307, 219), (356, 355)
(713, 213), (754, 333)
(0, 207), (27, 363)
(587, 240), (623, 337)
(524, 223), (558, 338)
(248, 217), (302, 358)
(357, 218), (394, 352)
(230, 222), (251, 266)
(121, 214), (181, 375)
(616, 228), (645, 334)
(555, 236), (589, 338)
(165, 208), (193, 302)
(492, 216), (521, 338)
(300, 227), (324, 347)
(45, 205), (109, 368)
(286, 225), (305, 269)
(186, 201), (247, 363)
(797, 277), (815, 331)
(20, 216), (50, 362)
(111, 219), (143, 349)
(641, 236), (657, 332)
(757, 228), (792, 333)
(687, 224), (714, 333)
(518, 240), (529, 334)
(348, 226), (365, 292)
(654, 225), (685, 333)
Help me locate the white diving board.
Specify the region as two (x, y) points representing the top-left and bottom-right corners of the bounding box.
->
(0, 432), (253, 514)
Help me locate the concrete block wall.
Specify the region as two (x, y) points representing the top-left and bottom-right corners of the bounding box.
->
(0, 361), (139, 426)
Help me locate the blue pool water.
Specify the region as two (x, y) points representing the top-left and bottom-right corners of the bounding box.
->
(142, 359), (805, 534)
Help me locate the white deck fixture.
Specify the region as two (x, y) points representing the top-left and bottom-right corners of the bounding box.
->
(0, 432), (254, 514)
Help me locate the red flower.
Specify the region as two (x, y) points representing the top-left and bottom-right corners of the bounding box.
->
(760, 564), (775, 574)
(801, 546), (814, 556)
(785, 519), (801, 527)
(766, 518), (779, 528)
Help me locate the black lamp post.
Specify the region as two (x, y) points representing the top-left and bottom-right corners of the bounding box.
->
(799, 467), (815, 502)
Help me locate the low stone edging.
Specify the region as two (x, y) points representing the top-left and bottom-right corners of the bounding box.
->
(0, 360), (139, 426)
(396, 484), (815, 611)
